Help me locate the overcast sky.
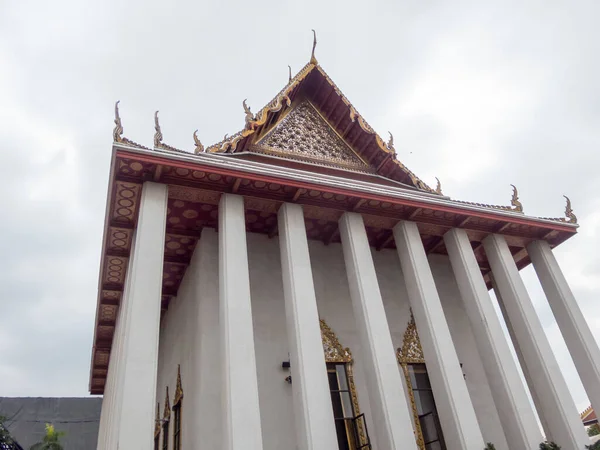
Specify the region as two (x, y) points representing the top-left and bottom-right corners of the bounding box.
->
(1, 0), (599, 417)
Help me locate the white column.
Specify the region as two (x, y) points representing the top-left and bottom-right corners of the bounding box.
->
(529, 240), (600, 423)
(338, 212), (418, 450)
(393, 221), (484, 450)
(444, 228), (541, 448)
(278, 203), (338, 450)
(219, 193), (264, 450)
(492, 280), (554, 442)
(483, 233), (588, 449)
(115, 182), (168, 449)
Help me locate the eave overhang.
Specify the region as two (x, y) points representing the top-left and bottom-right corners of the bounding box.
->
(88, 143), (577, 394)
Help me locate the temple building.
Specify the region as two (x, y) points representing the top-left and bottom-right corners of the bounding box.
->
(91, 39), (600, 450)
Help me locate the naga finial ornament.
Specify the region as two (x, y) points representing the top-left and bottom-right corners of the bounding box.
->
(288, 65), (292, 83)
(193, 129), (204, 154)
(564, 195), (577, 224)
(310, 29), (318, 65)
(435, 177), (442, 195)
(243, 99), (254, 125)
(387, 131), (394, 150)
(113, 101), (123, 142)
(510, 184), (523, 212)
(154, 111), (163, 147)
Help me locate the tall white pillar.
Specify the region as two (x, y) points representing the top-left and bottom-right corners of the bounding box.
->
(278, 203), (338, 450)
(444, 228), (541, 448)
(393, 221), (484, 450)
(116, 182), (168, 449)
(492, 280), (554, 442)
(219, 193), (264, 450)
(338, 212), (418, 450)
(483, 233), (588, 449)
(528, 240), (600, 424)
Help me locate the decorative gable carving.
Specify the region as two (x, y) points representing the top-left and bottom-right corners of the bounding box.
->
(398, 312), (425, 364)
(253, 101), (370, 171)
(320, 319), (353, 363)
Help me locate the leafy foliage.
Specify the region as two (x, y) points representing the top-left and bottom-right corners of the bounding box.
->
(539, 442), (561, 450)
(586, 440), (600, 450)
(589, 424), (600, 437)
(29, 424), (65, 450)
(0, 415), (16, 448)
(484, 443), (496, 450)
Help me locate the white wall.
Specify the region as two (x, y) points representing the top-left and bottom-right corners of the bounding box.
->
(155, 229), (507, 450)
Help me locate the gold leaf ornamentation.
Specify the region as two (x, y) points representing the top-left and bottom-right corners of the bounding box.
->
(320, 319), (352, 363)
(113, 101), (123, 143)
(193, 130), (204, 154)
(173, 364), (184, 406)
(243, 99), (255, 126)
(564, 195), (577, 224)
(510, 184), (523, 213)
(435, 177), (442, 195)
(154, 111), (163, 148)
(163, 386), (171, 421)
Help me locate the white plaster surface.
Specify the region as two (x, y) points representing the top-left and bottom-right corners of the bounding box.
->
(153, 225), (509, 450)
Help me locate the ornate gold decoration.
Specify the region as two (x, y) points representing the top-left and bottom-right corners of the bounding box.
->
(154, 402), (161, 437)
(163, 386), (171, 421)
(154, 111), (163, 148)
(113, 101), (123, 143)
(254, 100), (369, 170)
(387, 132), (394, 151)
(173, 364), (184, 406)
(243, 99), (255, 126)
(510, 184), (523, 212)
(193, 130), (204, 154)
(288, 65), (292, 83)
(320, 319), (353, 363)
(564, 195), (577, 224)
(397, 313), (425, 450)
(310, 29), (318, 64)
(435, 177), (442, 195)
(320, 320), (367, 446)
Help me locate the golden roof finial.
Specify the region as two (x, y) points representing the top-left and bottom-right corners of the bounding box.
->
(193, 129), (204, 154)
(564, 195), (577, 224)
(154, 111), (163, 147)
(510, 184), (523, 212)
(243, 99), (254, 125)
(113, 101), (123, 143)
(435, 177), (442, 195)
(288, 65), (292, 83)
(310, 29), (318, 65)
(387, 131), (394, 150)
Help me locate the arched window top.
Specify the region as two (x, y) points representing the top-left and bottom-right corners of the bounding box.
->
(397, 312), (425, 364)
(320, 319), (352, 363)
(173, 364), (183, 407)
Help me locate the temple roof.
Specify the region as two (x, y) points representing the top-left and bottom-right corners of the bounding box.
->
(581, 405), (598, 425)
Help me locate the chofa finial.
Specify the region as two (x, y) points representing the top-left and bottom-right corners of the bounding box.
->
(564, 195), (577, 224)
(387, 132), (394, 150)
(310, 29), (318, 64)
(288, 65), (292, 83)
(435, 177), (442, 195)
(193, 129), (204, 154)
(510, 184), (523, 212)
(243, 99), (254, 125)
(113, 101), (123, 143)
(154, 111), (163, 147)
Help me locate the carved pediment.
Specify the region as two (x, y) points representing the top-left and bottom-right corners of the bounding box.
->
(252, 100), (371, 171)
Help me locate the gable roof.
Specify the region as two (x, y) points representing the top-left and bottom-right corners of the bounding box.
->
(0, 398), (102, 450)
(206, 61), (436, 193)
(581, 405), (598, 425)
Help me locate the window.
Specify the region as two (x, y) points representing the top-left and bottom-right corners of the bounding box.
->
(327, 363), (358, 450)
(172, 404), (181, 450)
(162, 420), (169, 450)
(407, 364), (446, 450)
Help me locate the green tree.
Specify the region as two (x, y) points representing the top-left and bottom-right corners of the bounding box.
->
(29, 424), (65, 450)
(0, 415), (16, 448)
(589, 424), (600, 437)
(484, 443), (496, 450)
(539, 442), (561, 450)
